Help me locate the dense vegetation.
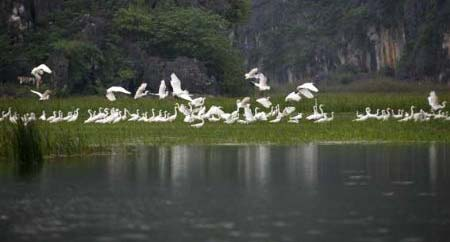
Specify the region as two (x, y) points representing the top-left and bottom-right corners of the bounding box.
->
(0, 0), (251, 95)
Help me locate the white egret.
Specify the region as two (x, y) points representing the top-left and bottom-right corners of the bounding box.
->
(106, 86), (131, 101)
(428, 91), (447, 111)
(150, 80), (169, 99)
(190, 97), (206, 107)
(297, 82), (319, 93)
(236, 97), (251, 110)
(39, 111), (46, 121)
(285, 91), (301, 102)
(251, 73), (271, 91)
(170, 73), (192, 101)
(134, 82), (149, 99)
(297, 88), (315, 99)
(30, 89), (51, 100)
(245, 68), (259, 79)
(31, 64), (52, 88)
(256, 97), (272, 108)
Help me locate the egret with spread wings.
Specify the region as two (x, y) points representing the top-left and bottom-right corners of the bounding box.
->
(106, 86), (131, 101)
(170, 73), (193, 101)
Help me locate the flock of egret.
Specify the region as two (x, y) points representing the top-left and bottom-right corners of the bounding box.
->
(353, 91), (449, 122)
(8, 65), (449, 127)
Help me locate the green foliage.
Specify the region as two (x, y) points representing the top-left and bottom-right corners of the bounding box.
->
(10, 120), (43, 165)
(114, 6), (246, 94)
(53, 40), (104, 93)
(225, 0), (252, 24)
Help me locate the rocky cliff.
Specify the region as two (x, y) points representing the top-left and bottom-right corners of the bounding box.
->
(1, 0), (449, 96)
(236, 0), (450, 84)
(0, 0), (249, 95)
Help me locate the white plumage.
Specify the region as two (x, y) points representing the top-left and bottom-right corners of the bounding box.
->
(297, 82), (318, 93)
(106, 86), (131, 101)
(30, 89), (51, 100)
(428, 91), (447, 111)
(256, 97), (272, 108)
(31, 64), (52, 76)
(245, 68), (259, 79)
(134, 83), (148, 99)
(251, 73), (271, 91)
(170, 73), (192, 101)
(236, 97), (251, 110)
(285, 91), (301, 102)
(297, 88), (314, 99)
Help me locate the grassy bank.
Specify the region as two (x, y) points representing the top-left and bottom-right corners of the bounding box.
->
(1, 92), (449, 157)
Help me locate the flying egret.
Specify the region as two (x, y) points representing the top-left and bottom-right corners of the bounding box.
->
(285, 91), (301, 102)
(31, 64), (52, 88)
(134, 82), (149, 99)
(30, 89), (51, 100)
(190, 97), (206, 107)
(236, 97), (251, 110)
(106, 86), (131, 101)
(170, 73), (193, 101)
(428, 91), (447, 111)
(150, 80), (169, 99)
(245, 68), (259, 79)
(251, 73), (271, 91)
(297, 82), (319, 93)
(256, 97), (272, 108)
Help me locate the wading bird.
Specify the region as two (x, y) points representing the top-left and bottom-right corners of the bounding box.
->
(31, 64), (52, 88)
(245, 68), (259, 79)
(256, 97), (272, 108)
(30, 89), (51, 101)
(251, 73), (271, 91)
(106, 86), (131, 101)
(428, 91), (447, 111)
(170, 73), (192, 101)
(150, 80), (169, 99)
(134, 83), (149, 99)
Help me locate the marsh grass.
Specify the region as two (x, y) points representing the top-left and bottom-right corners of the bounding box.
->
(8, 120), (43, 165)
(0, 92), (449, 157)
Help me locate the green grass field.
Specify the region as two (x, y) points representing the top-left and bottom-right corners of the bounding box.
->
(1, 92), (449, 157)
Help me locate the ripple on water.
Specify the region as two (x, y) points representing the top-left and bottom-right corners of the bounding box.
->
(120, 233), (149, 241)
(399, 237), (424, 242)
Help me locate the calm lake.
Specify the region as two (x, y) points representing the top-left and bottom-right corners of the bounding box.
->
(1, 144), (450, 242)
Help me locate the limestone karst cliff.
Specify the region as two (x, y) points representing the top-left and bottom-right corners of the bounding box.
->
(236, 0), (450, 84)
(0, 0), (449, 96)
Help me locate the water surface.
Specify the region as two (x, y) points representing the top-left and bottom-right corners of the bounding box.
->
(1, 144), (450, 242)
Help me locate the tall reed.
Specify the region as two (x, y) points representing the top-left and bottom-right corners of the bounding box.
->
(11, 120), (44, 165)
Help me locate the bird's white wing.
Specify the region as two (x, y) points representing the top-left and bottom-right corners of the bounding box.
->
(298, 88), (314, 99)
(106, 91), (116, 101)
(134, 83), (147, 98)
(177, 92), (193, 102)
(31, 67), (40, 76)
(297, 82), (318, 92)
(245, 68), (258, 79)
(30, 89), (43, 98)
(37, 64), (52, 74)
(241, 97), (251, 105)
(428, 91), (438, 106)
(285, 92), (301, 102)
(257, 73), (268, 86)
(158, 80), (167, 95)
(43, 90), (51, 97)
(256, 98), (272, 108)
(107, 86), (131, 94)
(170, 73), (183, 93)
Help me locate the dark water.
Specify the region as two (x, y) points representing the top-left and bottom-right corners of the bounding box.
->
(1, 144), (450, 242)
